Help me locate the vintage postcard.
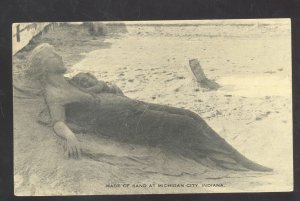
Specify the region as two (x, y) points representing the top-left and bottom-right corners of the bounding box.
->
(13, 19), (292, 195)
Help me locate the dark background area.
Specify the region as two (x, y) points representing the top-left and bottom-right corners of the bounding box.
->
(0, 0), (300, 200)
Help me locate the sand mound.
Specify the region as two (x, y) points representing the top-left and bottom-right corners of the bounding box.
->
(14, 91), (242, 195)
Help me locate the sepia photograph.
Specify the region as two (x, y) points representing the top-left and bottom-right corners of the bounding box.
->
(12, 19), (292, 195)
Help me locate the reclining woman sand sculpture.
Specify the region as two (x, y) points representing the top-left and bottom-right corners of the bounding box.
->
(18, 43), (272, 172)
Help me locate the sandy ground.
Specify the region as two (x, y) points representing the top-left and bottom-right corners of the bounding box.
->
(13, 20), (292, 195)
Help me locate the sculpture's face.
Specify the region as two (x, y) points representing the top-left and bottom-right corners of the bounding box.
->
(43, 50), (66, 74)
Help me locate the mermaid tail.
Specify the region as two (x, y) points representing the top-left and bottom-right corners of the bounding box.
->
(181, 119), (273, 172)
(63, 90), (272, 172)
(202, 142), (272, 172)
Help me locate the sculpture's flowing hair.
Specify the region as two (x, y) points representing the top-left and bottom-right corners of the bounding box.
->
(14, 43), (56, 97)
(24, 43), (55, 81)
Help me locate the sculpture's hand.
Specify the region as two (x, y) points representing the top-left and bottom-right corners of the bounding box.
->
(90, 93), (101, 104)
(53, 121), (82, 159)
(111, 83), (124, 95)
(64, 135), (82, 159)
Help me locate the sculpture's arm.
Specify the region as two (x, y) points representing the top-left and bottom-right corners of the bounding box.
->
(85, 85), (106, 94)
(54, 121), (81, 158)
(85, 83), (124, 95)
(67, 84), (96, 104)
(45, 89), (82, 158)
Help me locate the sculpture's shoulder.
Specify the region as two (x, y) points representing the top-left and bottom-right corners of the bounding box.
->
(44, 82), (78, 105)
(44, 86), (64, 102)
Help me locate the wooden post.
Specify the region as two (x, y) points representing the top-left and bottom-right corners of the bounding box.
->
(16, 25), (20, 42)
(189, 59), (220, 90)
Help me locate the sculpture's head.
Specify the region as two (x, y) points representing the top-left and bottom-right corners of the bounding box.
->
(25, 43), (66, 80)
(71, 72), (98, 88)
